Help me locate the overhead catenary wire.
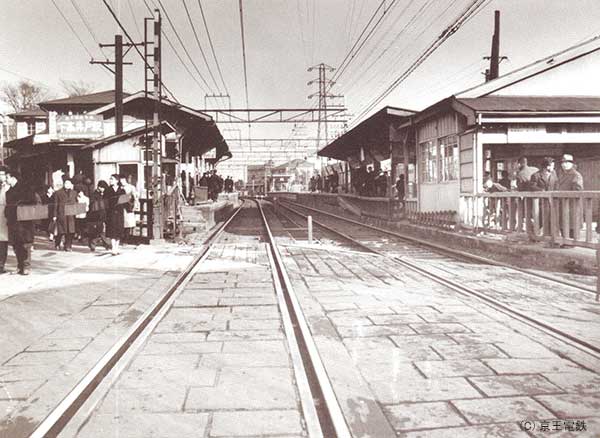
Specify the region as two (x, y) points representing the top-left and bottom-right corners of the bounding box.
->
(126, 0), (144, 40)
(69, 0), (110, 59)
(238, 0), (251, 133)
(197, 0), (230, 96)
(155, 0), (215, 95)
(102, 0), (179, 102)
(181, 0), (221, 94)
(352, 0), (491, 124)
(51, 0), (96, 60)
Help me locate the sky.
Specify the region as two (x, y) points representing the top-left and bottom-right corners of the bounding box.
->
(2, 0), (600, 154)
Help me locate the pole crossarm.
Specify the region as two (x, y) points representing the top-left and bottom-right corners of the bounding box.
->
(204, 108), (348, 123)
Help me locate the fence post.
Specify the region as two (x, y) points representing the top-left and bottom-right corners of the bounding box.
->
(307, 215), (313, 245)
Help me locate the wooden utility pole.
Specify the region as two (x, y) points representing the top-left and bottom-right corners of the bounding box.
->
(91, 35), (138, 134)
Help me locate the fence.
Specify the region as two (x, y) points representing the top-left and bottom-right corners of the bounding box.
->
(135, 187), (181, 242)
(460, 191), (600, 248)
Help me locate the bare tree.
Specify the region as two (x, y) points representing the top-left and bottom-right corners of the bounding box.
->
(1, 80), (50, 112)
(60, 79), (96, 97)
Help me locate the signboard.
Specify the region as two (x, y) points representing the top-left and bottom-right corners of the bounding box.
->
(56, 114), (104, 140)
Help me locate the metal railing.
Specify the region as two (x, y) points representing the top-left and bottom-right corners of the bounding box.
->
(460, 191), (600, 248)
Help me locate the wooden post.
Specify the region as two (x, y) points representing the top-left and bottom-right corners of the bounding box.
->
(307, 215), (313, 244)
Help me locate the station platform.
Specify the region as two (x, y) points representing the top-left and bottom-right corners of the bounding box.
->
(268, 191), (600, 276)
(1, 200), (599, 437)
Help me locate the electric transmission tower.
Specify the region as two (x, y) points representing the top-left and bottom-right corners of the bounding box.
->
(308, 63), (343, 162)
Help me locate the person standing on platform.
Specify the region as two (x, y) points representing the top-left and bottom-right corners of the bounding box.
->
(396, 174), (406, 201)
(558, 154), (583, 244)
(530, 157), (558, 237)
(5, 170), (39, 275)
(515, 156), (538, 233)
(498, 170), (511, 190)
(0, 166), (9, 274)
(87, 180), (111, 252)
(105, 174), (127, 256)
(120, 175), (138, 242)
(53, 179), (78, 252)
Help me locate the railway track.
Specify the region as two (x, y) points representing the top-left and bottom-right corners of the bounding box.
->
(274, 199), (600, 360)
(29, 200), (349, 438)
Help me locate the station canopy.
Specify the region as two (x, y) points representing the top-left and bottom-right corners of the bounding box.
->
(318, 106), (416, 163)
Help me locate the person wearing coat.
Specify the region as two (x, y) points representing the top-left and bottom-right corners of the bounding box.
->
(86, 180), (111, 252)
(0, 166), (9, 274)
(529, 157), (559, 236)
(557, 154), (584, 244)
(53, 179), (78, 251)
(5, 170), (39, 275)
(105, 174), (127, 255)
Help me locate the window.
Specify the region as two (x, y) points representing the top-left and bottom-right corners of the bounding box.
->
(26, 120), (35, 135)
(439, 135), (459, 181)
(419, 140), (437, 183)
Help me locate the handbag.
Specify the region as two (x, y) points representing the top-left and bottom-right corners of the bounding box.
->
(48, 219), (57, 235)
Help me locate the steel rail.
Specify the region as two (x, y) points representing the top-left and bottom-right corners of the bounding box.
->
(256, 200), (352, 438)
(276, 200), (600, 360)
(29, 201), (246, 438)
(279, 199), (598, 296)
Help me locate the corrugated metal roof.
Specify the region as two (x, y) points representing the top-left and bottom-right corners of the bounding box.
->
(457, 96), (600, 112)
(39, 90), (131, 107)
(9, 108), (47, 117)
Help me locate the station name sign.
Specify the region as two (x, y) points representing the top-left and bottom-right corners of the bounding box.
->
(56, 114), (104, 140)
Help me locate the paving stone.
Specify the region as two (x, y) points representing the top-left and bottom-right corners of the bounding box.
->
(328, 316), (374, 326)
(200, 352), (289, 368)
(154, 319), (227, 333)
(389, 305), (440, 315)
(399, 422), (529, 438)
(543, 370), (600, 393)
(415, 360), (495, 378)
(351, 344), (441, 363)
(210, 410), (303, 436)
(149, 332), (208, 343)
(432, 343), (506, 360)
(493, 341), (559, 359)
(484, 358), (582, 374)
(343, 337), (396, 351)
(206, 329), (284, 341)
(452, 396), (554, 424)
(469, 374), (563, 397)
(140, 341), (222, 355)
(535, 393), (600, 417)
(97, 386), (187, 413)
(409, 323), (471, 334)
(228, 318), (281, 330)
(384, 402), (466, 431)
(117, 366), (217, 389)
(172, 294), (220, 307)
(185, 367), (297, 410)
(3, 351), (78, 367)
(25, 337), (92, 352)
(390, 334), (457, 347)
(0, 365), (61, 382)
(320, 302), (358, 311)
(337, 324), (416, 338)
(128, 354), (200, 372)
(369, 377), (481, 403)
(79, 412), (210, 437)
(219, 297), (277, 306)
(357, 361), (425, 383)
(369, 314), (425, 325)
(0, 380), (45, 400)
(230, 305), (280, 319)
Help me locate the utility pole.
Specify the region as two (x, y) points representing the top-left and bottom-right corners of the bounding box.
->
(91, 35), (140, 135)
(151, 8), (163, 242)
(308, 63), (342, 170)
(483, 10), (507, 82)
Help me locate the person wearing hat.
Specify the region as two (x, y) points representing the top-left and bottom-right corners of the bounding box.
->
(557, 154), (583, 244)
(530, 157), (558, 237)
(558, 154), (583, 191)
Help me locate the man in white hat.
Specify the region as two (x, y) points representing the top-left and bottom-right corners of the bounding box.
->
(557, 154), (583, 191)
(557, 154), (583, 244)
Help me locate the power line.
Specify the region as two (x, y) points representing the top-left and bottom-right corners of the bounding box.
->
(51, 0), (96, 60)
(141, 0), (207, 97)
(126, 0), (143, 40)
(181, 0), (221, 93)
(197, 0), (230, 95)
(155, 0), (215, 94)
(352, 0), (491, 124)
(102, 0), (179, 102)
(238, 0), (250, 121)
